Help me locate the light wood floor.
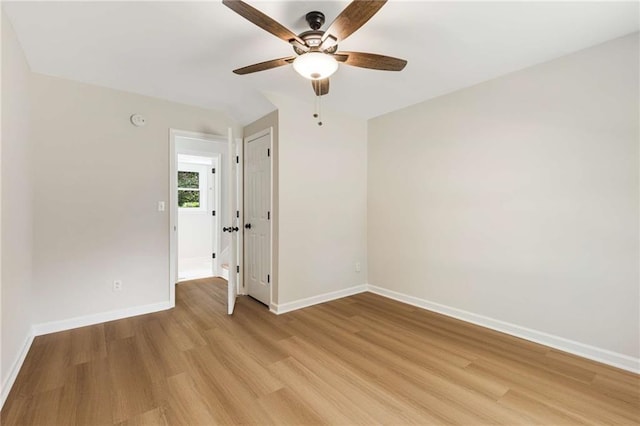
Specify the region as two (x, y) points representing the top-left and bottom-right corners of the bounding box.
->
(2, 278), (639, 425)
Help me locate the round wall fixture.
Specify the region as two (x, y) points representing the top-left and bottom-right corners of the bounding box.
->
(130, 114), (146, 127)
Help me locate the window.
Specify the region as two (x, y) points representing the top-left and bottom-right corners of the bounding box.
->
(178, 171), (201, 208)
(177, 160), (209, 212)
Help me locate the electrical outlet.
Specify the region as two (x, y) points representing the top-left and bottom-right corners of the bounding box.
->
(355, 262), (361, 272)
(113, 280), (123, 291)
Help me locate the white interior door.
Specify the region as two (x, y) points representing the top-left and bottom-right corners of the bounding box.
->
(227, 128), (238, 315)
(244, 130), (271, 306)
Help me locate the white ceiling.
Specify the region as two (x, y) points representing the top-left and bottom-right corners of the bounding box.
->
(4, 1), (638, 125)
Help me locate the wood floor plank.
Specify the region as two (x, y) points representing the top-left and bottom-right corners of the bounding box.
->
(154, 312), (207, 351)
(162, 372), (229, 425)
(201, 326), (285, 398)
(134, 318), (188, 382)
(2, 277), (638, 425)
(267, 356), (380, 425)
(7, 332), (71, 399)
(349, 313), (475, 368)
(115, 406), (170, 426)
(104, 317), (137, 342)
(470, 358), (639, 424)
(65, 356), (115, 425)
(354, 327), (510, 400)
(69, 324), (108, 365)
(258, 388), (326, 425)
(107, 337), (159, 424)
(497, 389), (598, 425)
(277, 336), (436, 424)
(180, 346), (275, 424)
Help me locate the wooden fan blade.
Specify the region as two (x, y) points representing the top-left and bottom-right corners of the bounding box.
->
(336, 51), (407, 71)
(233, 56), (295, 75)
(320, 0), (387, 48)
(312, 78), (330, 96)
(223, 0), (306, 49)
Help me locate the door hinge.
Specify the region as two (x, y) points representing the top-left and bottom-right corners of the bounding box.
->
(212, 167), (215, 174)
(236, 265), (240, 273)
(212, 253), (216, 259)
(267, 148), (270, 157)
(236, 155), (239, 164)
(212, 210), (216, 216)
(267, 211), (270, 220)
(267, 274), (270, 283)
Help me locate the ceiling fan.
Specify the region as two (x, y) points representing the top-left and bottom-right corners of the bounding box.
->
(222, 0), (407, 99)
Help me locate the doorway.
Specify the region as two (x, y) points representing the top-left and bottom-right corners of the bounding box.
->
(244, 129), (272, 306)
(169, 130), (230, 306)
(176, 154), (220, 281)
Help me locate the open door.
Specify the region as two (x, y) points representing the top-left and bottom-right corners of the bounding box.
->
(226, 128), (238, 315)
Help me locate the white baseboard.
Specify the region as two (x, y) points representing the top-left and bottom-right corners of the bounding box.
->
(1, 332), (35, 409)
(368, 285), (640, 374)
(220, 267), (229, 281)
(271, 284), (368, 315)
(32, 301), (173, 336)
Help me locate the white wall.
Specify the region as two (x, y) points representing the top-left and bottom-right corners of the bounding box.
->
(368, 34), (639, 361)
(1, 10), (35, 403)
(266, 94), (368, 305)
(30, 73), (239, 324)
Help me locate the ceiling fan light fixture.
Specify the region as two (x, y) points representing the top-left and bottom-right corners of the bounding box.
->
(293, 52), (338, 80)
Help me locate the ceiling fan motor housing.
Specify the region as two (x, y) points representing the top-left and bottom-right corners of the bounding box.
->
(294, 11), (338, 55)
(305, 11), (325, 30)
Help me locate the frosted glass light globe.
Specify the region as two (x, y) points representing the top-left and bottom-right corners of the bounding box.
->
(293, 52), (339, 80)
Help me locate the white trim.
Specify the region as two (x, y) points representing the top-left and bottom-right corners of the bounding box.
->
(32, 301), (172, 336)
(367, 285), (640, 374)
(169, 129), (178, 307)
(170, 129), (225, 143)
(1, 332), (34, 408)
(270, 284), (368, 315)
(268, 129), (274, 307)
(212, 155), (222, 278)
(169, 129), (227, 308)
(245, 128), (272, 143)
(236, 137), (244, 295)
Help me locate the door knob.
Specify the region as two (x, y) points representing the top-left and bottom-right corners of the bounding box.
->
(245, 223), (252, 229)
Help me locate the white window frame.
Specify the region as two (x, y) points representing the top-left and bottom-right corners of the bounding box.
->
(177, 163), (208, 213)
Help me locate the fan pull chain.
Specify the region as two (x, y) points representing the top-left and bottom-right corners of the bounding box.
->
(316, 95), (323, 126)
(313, 95), (319, 119)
